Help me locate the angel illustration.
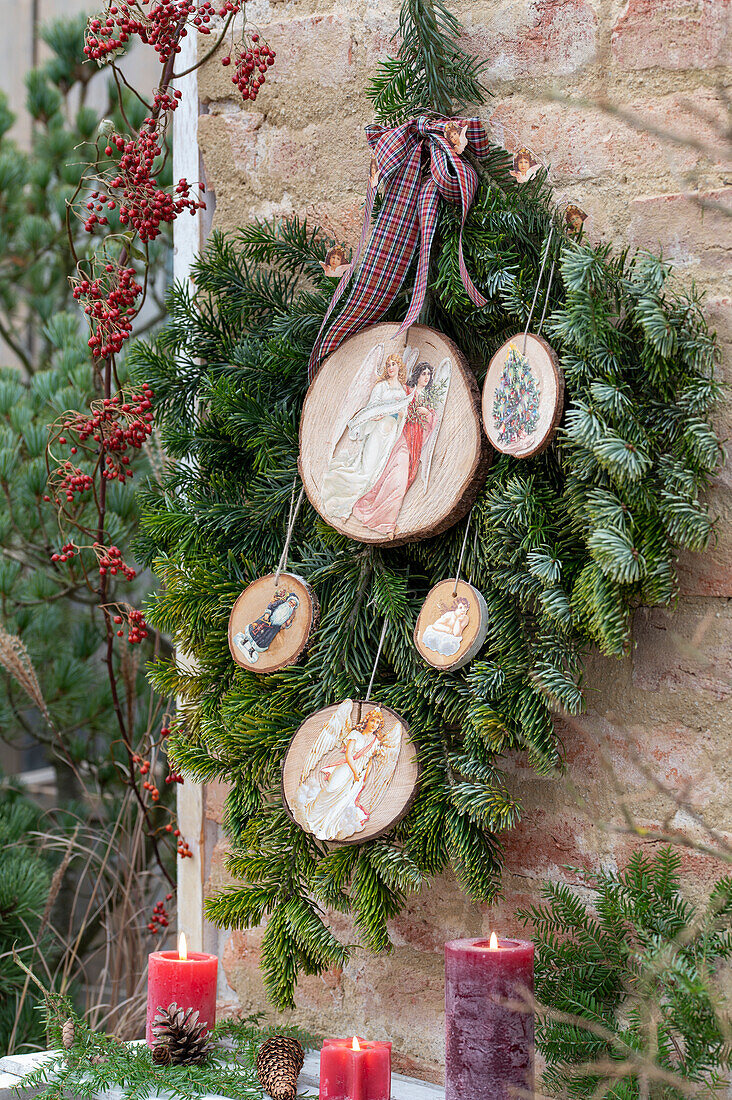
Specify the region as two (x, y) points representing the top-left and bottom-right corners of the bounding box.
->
(292, 700), (403, 841)
(321, 344), (452, 538)
(444, 120), (468, 154)
(565, 204), (587, 236)
(320, 245), (350, 278)
(421, 595), (471, 658)
(369, 155), (380, 189)
(510, 146), (541, 184)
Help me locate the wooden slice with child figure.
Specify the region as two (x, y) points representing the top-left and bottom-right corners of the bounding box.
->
(299, 323), (489, 546)
(482, 333), (564, 459)
(228, 572), (318, 674)
(414, 578), (489, 672)
(281, 699), (420, 844)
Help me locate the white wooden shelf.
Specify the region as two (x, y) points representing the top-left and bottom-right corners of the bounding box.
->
(0, 1047), (445, 1100)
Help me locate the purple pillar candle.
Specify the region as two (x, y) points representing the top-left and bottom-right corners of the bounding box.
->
(445, 935), (534, 1100)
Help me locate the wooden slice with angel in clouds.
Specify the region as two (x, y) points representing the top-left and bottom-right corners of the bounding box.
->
(414, 578), (489, 672)
(281, 699), (420, 843)
(299, 324), (489, 545)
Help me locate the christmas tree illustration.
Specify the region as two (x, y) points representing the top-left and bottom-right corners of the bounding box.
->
(492, 344), (541, 444)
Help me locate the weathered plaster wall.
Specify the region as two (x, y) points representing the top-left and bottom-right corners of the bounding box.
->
(190, 0), (732, 1079)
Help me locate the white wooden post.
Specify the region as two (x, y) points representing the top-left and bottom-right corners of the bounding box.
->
(172, 28), (207, 954)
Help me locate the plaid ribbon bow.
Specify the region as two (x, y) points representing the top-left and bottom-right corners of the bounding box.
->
(308, 116), (491, 380)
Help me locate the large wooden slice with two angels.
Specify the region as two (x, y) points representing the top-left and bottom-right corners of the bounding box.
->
(299, 323), (489, 545)
(282, 699), (419, 844)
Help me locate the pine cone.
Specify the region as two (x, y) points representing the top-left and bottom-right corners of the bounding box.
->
(152, 1043), (172, 1067)
(152, 1003), (212, 1066)
(256, 1036), (305, 1100)
(61, 1019), (75, 1049)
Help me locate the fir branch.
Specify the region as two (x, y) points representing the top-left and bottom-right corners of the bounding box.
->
(14, 1005), (318, 1100)
(367, 0), (488, 124)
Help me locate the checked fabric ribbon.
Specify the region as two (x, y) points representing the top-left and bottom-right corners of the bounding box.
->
(308, 116), (491, 380)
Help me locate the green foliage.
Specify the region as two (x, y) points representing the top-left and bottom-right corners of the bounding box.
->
(131, 4), (721, 1009)
(0, 779), (56, 1052)
(0, 317), (156, 795)
(0, 15), (171, 800)
(16, 1005), (316, 1100)
(520, 849), (732, 1098)
(367, 0), (488, 123)
(0, 15), (166, 376)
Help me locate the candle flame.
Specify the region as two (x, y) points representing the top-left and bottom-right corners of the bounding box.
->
(489, 932), (498, 950)
(179, 932), (187, 960)
(351, 1036), (361, 1052)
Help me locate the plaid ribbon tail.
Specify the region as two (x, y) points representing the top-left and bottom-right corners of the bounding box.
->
(307, 179), (379, 379)
(398, 178), (440, 333)
(456, 176), (487, 309)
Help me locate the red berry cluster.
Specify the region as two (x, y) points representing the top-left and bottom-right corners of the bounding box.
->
(164, 823), (193, 858)
(152, 87), (183, 114)
(81, 189), (114, 233)
(50, 463), (94, 504)
(133, 752), (160, 800)
(113, 606), (148, 644)
(225, 33), (275, 101)
(51, 542), (78, 565)
(132, 752), (150, 774)
(73, 264), (142, 359)
(165, 770), (184, 785)
(84, 0), (244, 66)
(97, 544), (137, 580)
(100, 389), (155, 475)
(147, 894), (173, 934)
(160, 724), (171, 739)
(88, 130), (205, 245)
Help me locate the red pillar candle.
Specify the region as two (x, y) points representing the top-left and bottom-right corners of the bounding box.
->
(146, 933), (218, 1046)
(319, 1036), (391, 1100)
(445, 934), (534, 1100)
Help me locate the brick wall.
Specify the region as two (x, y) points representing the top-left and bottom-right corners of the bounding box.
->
(189, 0), (732, 1079)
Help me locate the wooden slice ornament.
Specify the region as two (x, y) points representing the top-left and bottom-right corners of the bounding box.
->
(482, 333), (564, 458)
(414, 578), (489, 672)
(228, 572), (318, 674)
(299, 322), (489, 546)
(281, 699), (419, 844)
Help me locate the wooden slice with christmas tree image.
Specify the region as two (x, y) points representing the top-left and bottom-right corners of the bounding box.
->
(299, 323), (489, 546)
(228, 572), (318, 674)
(481, 333), (564, 458)
(281, 699), (419, 844)
(414, 578), (489, 672)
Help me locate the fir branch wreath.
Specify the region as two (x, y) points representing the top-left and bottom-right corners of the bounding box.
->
(131, 0), (724, 1008)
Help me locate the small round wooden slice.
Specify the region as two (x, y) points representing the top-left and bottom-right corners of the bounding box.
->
(299, 322), (489, 546)
(281, 699), (420, 844)
(482, 333), (564, 458)
(414, 579), (489, 672)
(228, 572), (318, 674)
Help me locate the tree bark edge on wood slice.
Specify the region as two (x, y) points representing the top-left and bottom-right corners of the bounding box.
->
(482, 332), (564, 459)
(228, 572), (319, 674)
(299, 323), (490, 547)
(281, 700), (420, 845)
(414, 579), (490, 672)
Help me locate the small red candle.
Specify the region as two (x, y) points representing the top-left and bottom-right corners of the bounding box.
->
(319, 1036), (391, 1100)
(445, 933), (534, 1100)
(146, 933), (218, 1046)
